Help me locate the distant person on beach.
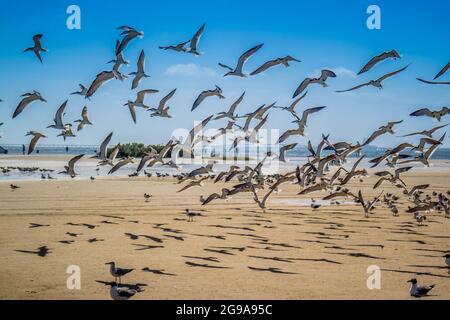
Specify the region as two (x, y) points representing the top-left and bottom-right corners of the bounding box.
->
(66, 146), (69, 153)
(22, 144), (25, 155)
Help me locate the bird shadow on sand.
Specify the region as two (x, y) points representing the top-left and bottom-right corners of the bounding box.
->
(207, 224), (255, 232)
(326, 252), (385, 260)
(182, 255), (220, 263)
(204, 248), (234, 255)
(247, 266), (298, 274)
(164, 234), (185, 241)
(185, 261), (231, 269)
(142, 267), (176, 276)
(15, 246), (51, 257)
(382, 268), (450, 279)
(133, 244), (164, 251)
(95, 280), (147, 291)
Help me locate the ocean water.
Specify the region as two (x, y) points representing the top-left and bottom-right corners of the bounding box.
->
(1, 143), (450, 159)
(1, 144), (449, 181)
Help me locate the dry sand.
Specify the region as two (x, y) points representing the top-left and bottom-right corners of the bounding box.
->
(0, 169), (449, 299)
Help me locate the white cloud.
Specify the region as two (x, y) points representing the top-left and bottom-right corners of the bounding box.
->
(164, 63), (217, 78)
(310, 67), (357, 79)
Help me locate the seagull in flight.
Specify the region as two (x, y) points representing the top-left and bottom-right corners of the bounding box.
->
(275, 91), (308, 116)
(123, 89), (159, 123)
(401, 124), (448, 138)
(58, 154), (84, 178)
(186, 23), (205, 55)
(70, 84), (88, 96)
(417, 78), (450, 85)
(23, 34), (47, 63)
(433, 61), (450, 80)
(74, 106), (93, 131)
(108, 39), (130, 81)
(115, 26), (144, 55)
(85, 70), (118, 99)
(357, 50), (401, 75)
(191, 86), (225, 111)
(214, 92), (245, 121)
(92, 132), (113, 161)
(410, 107), (450, 122)
(250, 55), (300, 76)
(47, 100), (69, 130)
(129, 50), (149, 90)
(278, 106), (326, 143)
(13, 91), (47, 119)
(336, 65), (409, 93)
(159, 40), (189, 52)
(293, 70), (336, 98)
(25, 131), (46, 155)
(108, 157), (134, 175)
(218, 43), (264, 77)
(148, 89), (176, 118)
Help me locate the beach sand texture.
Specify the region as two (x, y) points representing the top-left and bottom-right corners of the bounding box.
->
(0, 169), (449, 299)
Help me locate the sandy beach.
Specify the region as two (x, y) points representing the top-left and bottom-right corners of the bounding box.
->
(0, 159), (449, 300)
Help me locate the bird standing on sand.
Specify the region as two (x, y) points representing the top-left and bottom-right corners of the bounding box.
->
(407, 279), (435, 297)
(185, 209), (199, 222)
(105, 262), (134, 283)
(24, 34), (47, 62)
(110, 284), (139, 300)
(443, 254), (450, 267)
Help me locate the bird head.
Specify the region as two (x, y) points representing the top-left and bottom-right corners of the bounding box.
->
(105, 261), (115, 266)
(407, 279), (417, 284)
(443, 254), (450, 258)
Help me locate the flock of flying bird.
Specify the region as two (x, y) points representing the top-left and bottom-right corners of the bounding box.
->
(2, 24), (450, 299)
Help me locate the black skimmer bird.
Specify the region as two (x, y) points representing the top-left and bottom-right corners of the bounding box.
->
(23, 34), (47, 62)
(357, 49), (401, 75)
(407, 278), (435, 297)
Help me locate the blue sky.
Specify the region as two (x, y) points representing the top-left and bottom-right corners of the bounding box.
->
(0, 0), (449, 148)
